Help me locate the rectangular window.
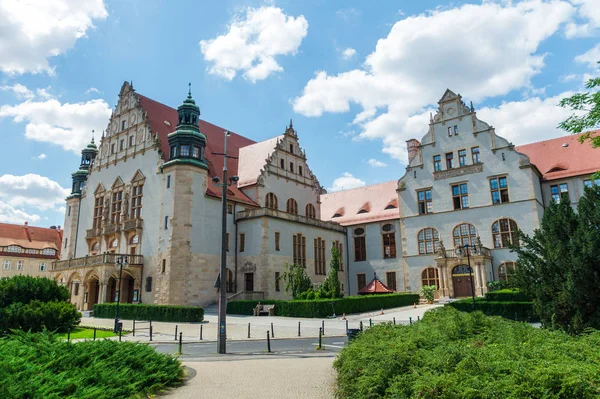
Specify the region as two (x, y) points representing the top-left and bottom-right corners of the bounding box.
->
(166, 175), (171, 189)
(73, 282), (79, 296)
(121, 120), (127, 130)
(64, 238), (68, 249)
(289, 162), (294, 172)
(129, 135), (134, 146)
(275, 232), (280, 251)
(164, 216), (169, 229)
(354, 236), (366, 261)
(39, 262), (46, 272)
(93, 195), (103, 228)
(292, 233), (306, 267)
(280, 159), (284, 168)
(454, 125), (458, 135)
(120, 139), (125, 150)
(226, 233), (229, 252)
(314, 238), (326, 275)
(458, 149), (467, 167)
(289, 144), (294, 153)
(145, 276), (152, 292)
(3, 260), (10, 270)
(490, 176), (509, 204)
(584, 178), (600, 188)
(240, 233), (245, 252)
(417, 189), (432, 215)
(111, 143), (116, 154)
(471, 147), (481, 164)
(111, 190), (123, 223)
(162, 259), (166, 273)
(447, 127), (453, 137)
(382, 233), (396, 259)
(433, 155), (441, 172)
(192, 146), (200, 158)
(180, 145), (190, 157)
(16, 260), (23, 271)
(227, 204), (233, 214)
(551, 183), (569, 202)
(452, 183), (469, 209)
(275, 272), (280, 292)
(334, 241), (344, 272)
(131, 184), (143, 219)
(357, 273), (366, 291)
(446, 152), (454, 169)
(386, 271), (397, 291)
(68, 206), (71, 217)
(299, 166), (303, 176)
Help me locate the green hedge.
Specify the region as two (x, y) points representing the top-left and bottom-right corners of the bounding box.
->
(93, 304), (204, 322)
(485, 288), (532, 302)
(227, 293), (420, 318)
(0, 300), (81, 334)
(447, 297), (538, 322)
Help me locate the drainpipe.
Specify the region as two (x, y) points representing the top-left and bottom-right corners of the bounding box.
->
(73, 199), (82, 258)
(344, 226), (350, 296)
(234, 202), (238, 293)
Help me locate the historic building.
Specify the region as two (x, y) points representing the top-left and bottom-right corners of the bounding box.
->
(53, 84), (600, 307)
(0, 222), (62, 279)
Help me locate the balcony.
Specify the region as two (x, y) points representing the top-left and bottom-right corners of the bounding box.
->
(441, 246), (491, 258)
(104, 223), (121, 235)
(86, 228), (102, 239)
(52, 253), (144, 271)
(123, 218), (143, 232)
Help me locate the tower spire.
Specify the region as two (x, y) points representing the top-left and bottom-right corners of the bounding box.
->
(289, 118), (293, 129)
(188, 82), (192, 98)
(91, 130), (95, 144)
(470, 101), (474, 112)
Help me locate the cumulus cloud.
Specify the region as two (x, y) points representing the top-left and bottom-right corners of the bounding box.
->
(564, 0), (600, 38)
(0, 201), (40, 224)
(0, 98), (111, 153)
(0, 83), (34, 99)
(32, 153), (46, 160)
(0, 174), (69, 213)
(341, 48), (356, 60)
(328, 172), (366, 192)
(293, 1), (574, 161)
(575, 44), (600, 69)
(200, 6), (308, 82)
(85, 87), (101, 95)
(367, 159), (387, 168)
(0, 0), (108, 74)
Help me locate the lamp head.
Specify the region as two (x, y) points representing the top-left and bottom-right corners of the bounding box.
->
(229, 176), (239, 183)
(224, 130), (231, 137)
(212, 176), (221, 184)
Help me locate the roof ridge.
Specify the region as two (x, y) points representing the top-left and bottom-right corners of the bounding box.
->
(516, 131), (593, 148)
(325, 179), (397, 194)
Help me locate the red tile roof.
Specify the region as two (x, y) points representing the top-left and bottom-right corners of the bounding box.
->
(320, 181), (399, 226)
(137, 94), (259, 206)
(0, 222), (62, 257)
(237, 135), (284, 188)
(358, 274), (395, 295)
(516, 131), (600, 180)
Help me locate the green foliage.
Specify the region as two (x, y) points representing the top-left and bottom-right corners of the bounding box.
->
(0, 331), (183, 399)
(484, 288), (532, 302)
(227, 293), (419, 318)
(447, 297), (538, 322)
(334, 307), (600, 399)
(513, 187), (600, 334)
(55, 327), (120, 340)
(486, 279), (513, 291)
(280, 263), (313, 299)
(0, 275), (79, 335)
(420, 285), (436, 302)
(93, 303), (204, 322)
(319, 245), (343, 299)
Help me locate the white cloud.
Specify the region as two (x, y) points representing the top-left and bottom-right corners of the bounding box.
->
(368, 159), (387, 168)
(32, 153), (46, 160)
(328, 172), (366, 192)
(0, 83), (34, 99)
(341, 48), (356, 60)
(0, 201), (40, 224)
(564, 0), (600, 38)
(0, 174), (69, 213)
(85, 87), (101, 95)
(293, 1), (574, 161)
(199, 6), (308, 82)
(35, 87), (54, 100)
(0, 98), (111, 153)
(0, 0), (108, 75)
(560, 73), (578, 82)
(336, 8), (360, 21)
(575, 44), (600, 69)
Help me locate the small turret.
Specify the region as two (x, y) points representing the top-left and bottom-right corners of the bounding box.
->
(69, 136), (97, 197)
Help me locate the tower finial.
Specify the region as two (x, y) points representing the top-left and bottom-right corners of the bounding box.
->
(188, 82), (192, 98)
(289, 118), (293, 129)
(470, 101), (474, 112)
(429, 112), (433, 123)
(91, 130), (95, 143)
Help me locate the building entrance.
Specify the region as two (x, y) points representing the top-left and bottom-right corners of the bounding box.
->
(452, 265), (474, 297)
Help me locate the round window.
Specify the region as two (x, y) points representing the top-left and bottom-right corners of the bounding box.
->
(382, 224), (394, 232)
(354, 227), (365, 236)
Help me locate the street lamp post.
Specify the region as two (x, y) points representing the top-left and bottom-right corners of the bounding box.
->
(211, 131), (239, 354)
(113, 254), (128, 333)
(456, 242), (479, 309)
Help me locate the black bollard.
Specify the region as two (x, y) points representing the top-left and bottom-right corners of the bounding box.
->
(345, 319), (349, 333)
(271, 322), (274, 338)
(119, 328), (122, 342)
(247, 323), (251, 339)
(133, 319), (136, 337)
(369, 318), (372, 327)
(174, 325), (178, 341)
(322, 320), (325, 335)
(409, 317), (412, 325)
(515, 312), (518, 321)
(359, 321), (363, 331)
(93, 328), (97, 341)
(267, 331), (271, 353)
(417, 316), (420, 322)
(200, 325), (203, 340)
(67, 327), (71, 342)
(318, 327), (322, 350)
(393, 317), (396, 325)
(298, 321), (301, 337)
(178, 332), (182, 355)
(149, 325), (153, 342)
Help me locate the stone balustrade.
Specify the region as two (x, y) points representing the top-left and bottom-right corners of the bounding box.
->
(52, 253), (144, 271)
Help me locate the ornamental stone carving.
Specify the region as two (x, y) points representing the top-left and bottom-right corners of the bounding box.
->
(433, 163), (483, 181)
(241, 262), (256, 273)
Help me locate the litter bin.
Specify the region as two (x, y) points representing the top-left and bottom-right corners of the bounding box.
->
(346, 328), (361, 342)
(116, 322), (123, 332)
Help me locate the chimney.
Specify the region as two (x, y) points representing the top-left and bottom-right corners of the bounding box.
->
(406, 139), (420, 164)
(24, 221), (28, 226)
(57, 225), (61, 231)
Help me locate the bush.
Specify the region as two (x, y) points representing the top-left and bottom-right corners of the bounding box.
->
(0, 300), (81, 333)
(0, 332), (184, 399)
(334, 307), (600, 399)
(0, 275), (69, 307)
(420, 285), (437, 302)
(227, 293), (419, 318)
(447, 297), (538, 321)
(93, 303), (204, 322)
(485, 288), (532, 302)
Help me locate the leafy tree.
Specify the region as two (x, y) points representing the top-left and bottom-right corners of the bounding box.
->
(320, 245), (343, 299)
(513, 187), (600, 334)
(280, 263), (312, 299)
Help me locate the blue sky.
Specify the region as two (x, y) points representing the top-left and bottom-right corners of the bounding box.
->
(0, 0), (598, 227)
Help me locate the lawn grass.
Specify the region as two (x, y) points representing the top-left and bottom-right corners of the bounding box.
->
(55, 327), (127, 340)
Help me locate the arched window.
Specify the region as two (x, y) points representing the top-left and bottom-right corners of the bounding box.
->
(130, 235), (139, 245)
(286, 198), (298, 214)
(421, 268), (439, 288)
(492, 218), (519, 248)
(305, 203), (316, 218)
(265, 193), (278, 210)
(498, 262), (516, 282)
(417, 228), (439, 255)
(111, 239), (118, 248)
(453, 223), (477, 247)
(91, 242), (99, 254)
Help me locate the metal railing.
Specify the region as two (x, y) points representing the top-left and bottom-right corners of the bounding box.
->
(52, 253), (143, 270)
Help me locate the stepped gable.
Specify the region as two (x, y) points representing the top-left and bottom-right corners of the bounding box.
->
(516, 131), (600, 180)
(237, 135), (284, 188)
(137, 94), (258, 206)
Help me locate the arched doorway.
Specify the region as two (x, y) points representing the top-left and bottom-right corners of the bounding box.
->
(226, 269), (234, 293)
(85, 275), (101, 311)
(120, 273), (135, 303)
(452, 265), (474, 297)
(107, 276), (117, 302)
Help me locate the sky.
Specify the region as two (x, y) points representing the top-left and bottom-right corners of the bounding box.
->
(0, 0), (598, 227)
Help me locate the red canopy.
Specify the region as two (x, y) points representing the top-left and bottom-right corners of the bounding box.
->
(358, 273), (395, 295)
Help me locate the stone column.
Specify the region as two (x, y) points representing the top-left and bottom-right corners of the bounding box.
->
(99, 282), (107, 304)
(478, 262), (487, 295)
(438, 266), (446, 297)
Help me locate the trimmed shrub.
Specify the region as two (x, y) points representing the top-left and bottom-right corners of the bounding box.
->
(227, 293), (419, 318)
(93, 303), (204, 322)
(447, 297), (538, 321)
(485, 288), (532, 302)
(0, 300), (81, 333)
(0, 275), (69, 307)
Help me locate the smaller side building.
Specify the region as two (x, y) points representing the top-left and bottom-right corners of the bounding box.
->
(0, 222), (62, 279)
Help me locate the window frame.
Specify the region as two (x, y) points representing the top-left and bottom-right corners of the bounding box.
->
(275, 231), (280, 251)
(550, 183), (569, 202)
(357, 273), (367, 291)
(453, 223), (478, 247)
(417, 227), (439, 255)
(386, 271), (397, 291)
(433, 155), (442, 172)
(492, 218), (519, 248)
(458, 149), (467, 167)
(2, 260), (10, 270)
(292, 233), (306, 267)
(498, 262), (516, 282)
(446, 152), (454, 169)
(471, 147), (481, 164)
(111, 189), (123, 224)
(490, 176), (509, 204)
(314, 237), (326, 275)
(240, 233), (245, 252)
(353, 227), (367, 262)
(421, 267), (440, 288)
(417, 189), (432, 215)
(306, 203), (316, 219)
(381, 223), (396, 259)
(265, 193), (278, 210)
(452, 183), (469, 210)
(286, 198), (298, 214)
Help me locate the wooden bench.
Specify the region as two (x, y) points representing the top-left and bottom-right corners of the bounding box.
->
(254, 304), (275, 316)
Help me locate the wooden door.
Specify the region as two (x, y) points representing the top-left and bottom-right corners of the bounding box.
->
(452, 276), (473, 297)
(244, 272), (254, 292)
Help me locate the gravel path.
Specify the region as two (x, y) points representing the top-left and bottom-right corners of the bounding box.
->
(160, 356), (337, 399)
